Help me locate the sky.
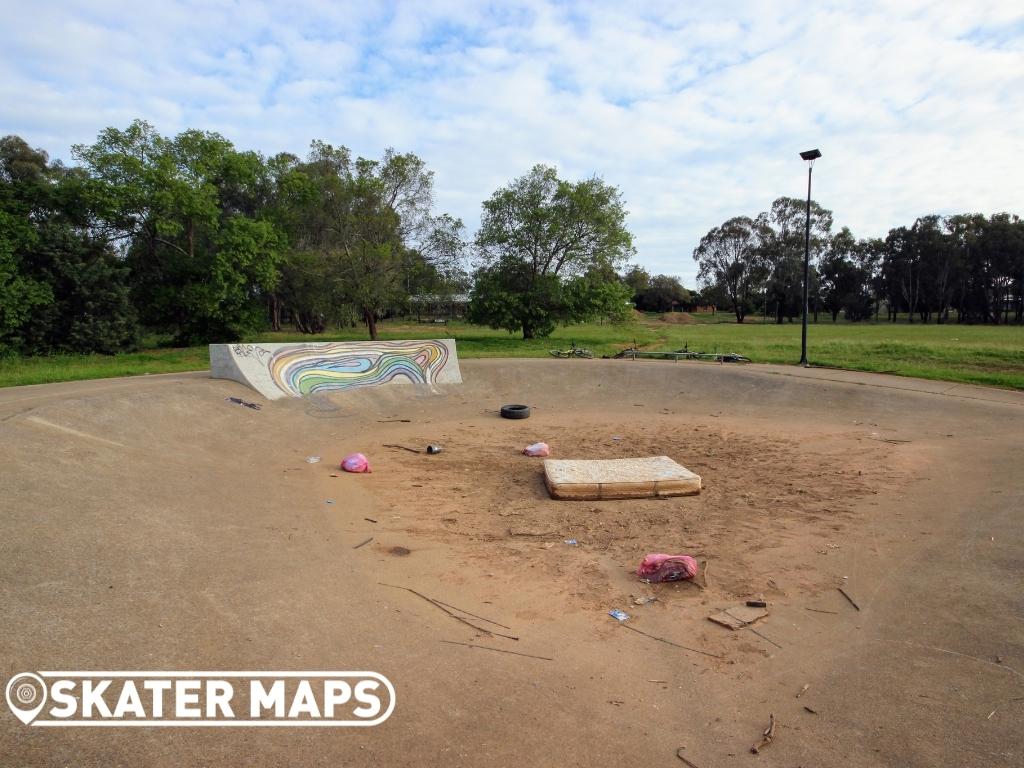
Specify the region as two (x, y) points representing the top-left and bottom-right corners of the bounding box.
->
(2, 0), (1022, 285)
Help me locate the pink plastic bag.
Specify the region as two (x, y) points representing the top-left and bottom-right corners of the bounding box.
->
(637, 553), (698, 583)
(522, 442), (551, 457)
(340, 453), (371, 473)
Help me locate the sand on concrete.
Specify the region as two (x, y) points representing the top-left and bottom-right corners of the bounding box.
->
(0, 359), (1022, 767)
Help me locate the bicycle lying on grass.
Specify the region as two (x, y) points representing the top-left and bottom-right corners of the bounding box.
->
(549, 340), (594, 359)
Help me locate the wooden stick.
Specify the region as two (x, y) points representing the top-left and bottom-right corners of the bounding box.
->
(838, 586), (861, 611)
(440, 640), (551, 661)
(619, 623), (722, 659)
(675, 748), (701, 767)
(383, 443), (421, 453)
(353, 537), (374, 549)
(748, 627), (782, 649)
(751, 713), (776, 754)
(380, 583), (519, 641)
(805, 607), (839, 615)
(431, 598), (513, 630)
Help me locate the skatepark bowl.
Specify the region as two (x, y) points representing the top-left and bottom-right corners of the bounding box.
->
(1, 358), (1022, 766)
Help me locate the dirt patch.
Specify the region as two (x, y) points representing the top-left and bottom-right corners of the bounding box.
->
(370, 415), (902, 615)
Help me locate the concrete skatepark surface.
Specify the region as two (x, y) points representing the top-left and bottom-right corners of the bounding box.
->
(0, 359), (1022, 766)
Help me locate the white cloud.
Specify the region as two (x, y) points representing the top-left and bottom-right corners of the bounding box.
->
(1, 0), (1022, 284)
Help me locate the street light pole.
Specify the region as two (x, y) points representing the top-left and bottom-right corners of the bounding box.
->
(798, 148), (821, 367)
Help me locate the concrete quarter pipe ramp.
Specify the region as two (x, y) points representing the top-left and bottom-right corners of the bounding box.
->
(209, 339), (462, 399)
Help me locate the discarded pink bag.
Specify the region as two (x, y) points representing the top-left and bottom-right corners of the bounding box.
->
(340, 453), (371, 473)
(637, 553), (698, 583)
(522, 442), (551, 457)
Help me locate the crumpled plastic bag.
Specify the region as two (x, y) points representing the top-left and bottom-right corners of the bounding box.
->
(340, 453), (371, 473)
(637, 553), (698, 583)
(522, 442), (551, 457)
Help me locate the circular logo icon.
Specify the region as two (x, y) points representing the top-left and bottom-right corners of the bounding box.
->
(5, 673), (48, 725)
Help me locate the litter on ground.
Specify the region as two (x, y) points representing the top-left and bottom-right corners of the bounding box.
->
(637, 553), (699, 583)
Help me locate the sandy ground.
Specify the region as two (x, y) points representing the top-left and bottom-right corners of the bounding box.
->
(0, 359), (1022, 766)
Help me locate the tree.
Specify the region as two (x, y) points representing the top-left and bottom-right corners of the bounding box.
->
(693, 216), (762, 322)
(271, 142), (456, 339)
(469, 164), (634, 338)
(636, 274), (690, 313)
(622, 265), (651, 303)
(0, 137), (54, 352)
(73, 121), (283, 344)
(756, 197), (833, 324)
(1, 136), (137, 354)
(818, 228), (871, 322)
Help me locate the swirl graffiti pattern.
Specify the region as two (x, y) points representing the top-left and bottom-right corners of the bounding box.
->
(269, 340), (451, 397)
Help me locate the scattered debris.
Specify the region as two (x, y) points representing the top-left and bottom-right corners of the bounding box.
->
(803, 706), (818, 715)
(796, 683), (810, 698)
(439, 640), (551, 661)
(341, 453), (371, 473)
(748, 627), (782, 649)
(608, 609), (631, 622)
(389, 546), (411, 556)
(383, 443), (422, 454)
(426, 444), (443, 454)
(617, 622), (722, 659)
(380, 583), (519, 640)
(750, 713), (776, 754)
(633, 596), (657, 606)
(746, 599), (768, 608)
(305, 456), (321, 464)
(675, 748), (701, 767)
(695, 560), (710, 589)
(225, 396), (261, 410)
(838, 586), (861, 611)
(611, 436), (623, 442)
(325, 499), (335, 504)
(564, 539), (578, 546)
(638, 553), (699, 583)
(869, 435), (912, 445)
(428, 599), (512, 630)
(522, 442), (551, 457)
(353, 537), (374, 549)
(708, 605), (769, 630)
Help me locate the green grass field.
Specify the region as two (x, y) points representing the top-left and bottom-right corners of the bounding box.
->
(2, 313), (1023, 390)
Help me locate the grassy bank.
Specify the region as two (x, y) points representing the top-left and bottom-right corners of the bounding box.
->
(2, 314), (1023, 390)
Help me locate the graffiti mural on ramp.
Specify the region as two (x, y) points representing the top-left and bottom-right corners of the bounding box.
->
(210, 339), (462, 400)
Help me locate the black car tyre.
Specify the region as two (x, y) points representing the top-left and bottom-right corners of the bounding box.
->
(500, 404), (531, 419)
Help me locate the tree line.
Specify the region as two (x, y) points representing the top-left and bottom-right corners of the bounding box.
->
(694, 198), (1024, 324)
(1, 122), (636, 354)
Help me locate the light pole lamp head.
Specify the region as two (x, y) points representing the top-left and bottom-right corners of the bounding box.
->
(800, 148), (822, 164)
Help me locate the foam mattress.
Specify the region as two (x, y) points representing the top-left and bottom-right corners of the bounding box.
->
(542, 456), (702, 500)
